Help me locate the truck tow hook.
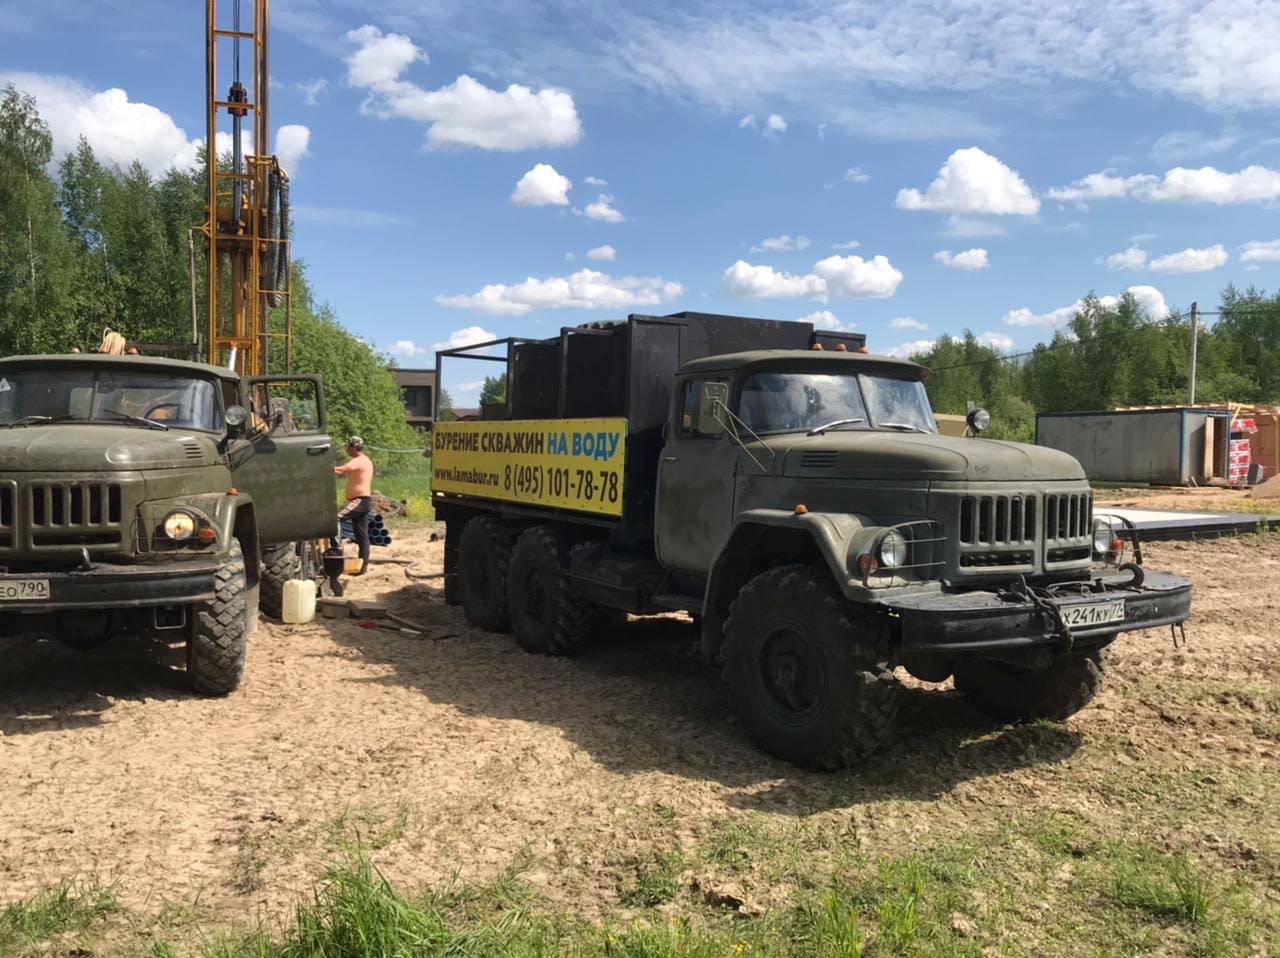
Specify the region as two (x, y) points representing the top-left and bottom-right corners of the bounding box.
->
(78, 546), (95, 572)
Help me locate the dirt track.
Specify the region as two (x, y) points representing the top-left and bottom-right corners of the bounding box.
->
(1, 523), (1278, 929)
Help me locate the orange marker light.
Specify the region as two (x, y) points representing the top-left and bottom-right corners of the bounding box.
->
(197, 526), (216, 543)
(856, 553), (879, 576)
(227, 487), (238, 495)
(835, 343), (847, 351)
(794, 504), (808, 515)
(857, 346), (869, 353)
(1111, 538), (1124, 553)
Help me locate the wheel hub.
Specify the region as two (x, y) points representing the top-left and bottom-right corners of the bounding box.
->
(760, 626), (828, 723)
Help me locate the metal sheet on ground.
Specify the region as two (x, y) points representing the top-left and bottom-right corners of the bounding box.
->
(432, 418), (627, 516)
(1100, 506), (1280, 540)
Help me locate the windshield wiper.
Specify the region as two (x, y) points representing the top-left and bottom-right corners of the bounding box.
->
(878, 421), (929, 433)
(0, 415), (54, 429)
(103, 408), (169, 431)
(807, 417), (865, 435)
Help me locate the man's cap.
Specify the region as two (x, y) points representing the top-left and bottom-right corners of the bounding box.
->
(347, 435), (365, 450)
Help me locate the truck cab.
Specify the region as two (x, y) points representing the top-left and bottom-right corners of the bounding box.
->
(0, 354), (336, 693)
(432, 313), (1192, 769)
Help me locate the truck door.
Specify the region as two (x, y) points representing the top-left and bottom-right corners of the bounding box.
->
(231, 375), (337, 545)
(654, 377), (739, 574)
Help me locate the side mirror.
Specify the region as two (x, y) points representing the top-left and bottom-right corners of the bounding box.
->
(225, 404), (248, 434)
(698, 382), (729, 434)
(966, 407), (991, 435)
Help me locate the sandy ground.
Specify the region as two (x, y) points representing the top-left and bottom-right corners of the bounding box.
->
(1, 509), (1278, 930)
(1095, 485), (1275, 512)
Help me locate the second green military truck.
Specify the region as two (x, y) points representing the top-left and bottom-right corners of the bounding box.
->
(431, 312), (1192, 769)
(0, 353), (336, 693)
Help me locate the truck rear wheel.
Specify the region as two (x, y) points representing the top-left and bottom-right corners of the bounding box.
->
(259, 543), (301, 619)
(458, 517), (512, 631)
(954, 648), (1108, 722)
(508, 526), (598, 655)
(188, 538), (252, 695)
(723, 565), (898, 770)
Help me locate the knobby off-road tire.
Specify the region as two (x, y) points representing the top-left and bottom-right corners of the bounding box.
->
(259, 542), (302, 619)
(508, 526), (599, 655)
(188, 538), (253, 695)
(723, 564), (898, 770)
(458, 517), (512, 631)
(954, 648), (1109, 723)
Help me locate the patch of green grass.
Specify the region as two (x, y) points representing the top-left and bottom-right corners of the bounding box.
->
(0, 879), (118, 955)
(702, 815), (779, 873)
(1107, 847), (1212, 925)
(619, 852), (683, 908)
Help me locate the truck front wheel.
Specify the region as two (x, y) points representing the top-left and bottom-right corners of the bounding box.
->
(188, 538), (253, 695)
(458, 517), (512, 631)
(723, 565), (898, 770)
(508, 526), (598, 655)
(954, 648), (1108, 722)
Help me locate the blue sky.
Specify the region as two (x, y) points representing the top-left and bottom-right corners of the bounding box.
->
(2, 0), (1279, 406)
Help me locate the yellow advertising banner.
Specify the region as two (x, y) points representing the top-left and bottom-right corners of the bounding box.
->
(432, 418), (627, 516)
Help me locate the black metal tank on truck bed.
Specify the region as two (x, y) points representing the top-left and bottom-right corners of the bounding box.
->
(431, 311), (1191, 770)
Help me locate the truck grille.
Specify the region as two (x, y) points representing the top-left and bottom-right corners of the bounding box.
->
(0, 482), (13, 547)
(1044, 491), (1092, 564)
(28, 482), (123, 546)
(959, 494), (1036, 546)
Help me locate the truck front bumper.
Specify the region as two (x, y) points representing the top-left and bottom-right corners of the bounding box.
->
(889, 570), (1192, 652)
(0, 562), (217, 614)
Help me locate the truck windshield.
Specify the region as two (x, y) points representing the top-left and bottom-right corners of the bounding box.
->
(737, 371), (936, 435)
(0, 368), (223, 432)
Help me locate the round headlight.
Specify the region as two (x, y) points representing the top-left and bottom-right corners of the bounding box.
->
(878, 530), (908, 569)
(163, 510), (196, 541)
(966, 407), (991, 434)
(1092, 518), (1116, 556)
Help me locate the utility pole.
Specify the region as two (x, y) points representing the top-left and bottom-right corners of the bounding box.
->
(1187, 301), (1199, 406)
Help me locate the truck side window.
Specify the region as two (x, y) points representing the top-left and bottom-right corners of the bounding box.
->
(678, 380), (725, 439)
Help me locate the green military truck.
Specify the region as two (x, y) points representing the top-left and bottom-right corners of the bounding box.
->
(431, 312), (1192, 768)
(0, 353), (336, 693)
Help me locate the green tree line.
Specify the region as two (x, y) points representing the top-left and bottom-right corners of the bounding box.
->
(912, 290), (1280, 442)
(0, 84), (420, 457)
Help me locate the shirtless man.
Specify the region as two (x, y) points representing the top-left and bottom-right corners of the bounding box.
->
(332, 436), (374, 574)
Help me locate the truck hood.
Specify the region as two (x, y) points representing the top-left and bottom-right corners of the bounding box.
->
(0, 425), (219, 471)
(778, 432), (1086, 482)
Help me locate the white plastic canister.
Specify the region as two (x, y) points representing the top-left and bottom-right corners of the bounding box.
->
(281, 578), (317, 624)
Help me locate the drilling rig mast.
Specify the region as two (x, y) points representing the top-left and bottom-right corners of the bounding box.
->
(200, 0), (291, 376)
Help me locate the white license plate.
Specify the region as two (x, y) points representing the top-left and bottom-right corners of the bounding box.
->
(0, 579), (51, 601)
(1060, 600), (1125, 628)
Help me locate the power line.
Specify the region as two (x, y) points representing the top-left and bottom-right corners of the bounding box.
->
(923, 304), (1279, 374)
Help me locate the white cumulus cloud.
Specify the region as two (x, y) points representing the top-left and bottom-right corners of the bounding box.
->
(583, 194), (625, 223)
(890, 317), (928, 331)
(1240, 239), (1280, 262)
(297, 78), (329, 107)
(1004, 286), (1169, 328)
(1104, 246), (1149, 270)
(751, 234), (811, 253)
(437, 269), (682, 315)
(584, 175), (607, 186)
(882, 339), (937, 359)
(976, 331), (1015, 352)
(586, 244), (616, 261)
(934, 248), (989, 270)
(276, 124), (311, 172)
(344, 25), (581, 151)
(510, 163), (572, 207)
(722, 254), (903, 302)
(896, 147), (1039, 215)
(1049, 165), (1280, 205)
(844, 167), (870, 183)
(765, 113), (787, 135)
(799, 310), (855, 331)
(1149, 244), (1229, 273)
(832, 240), (861, 250)
(430, 326), (499, 353)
